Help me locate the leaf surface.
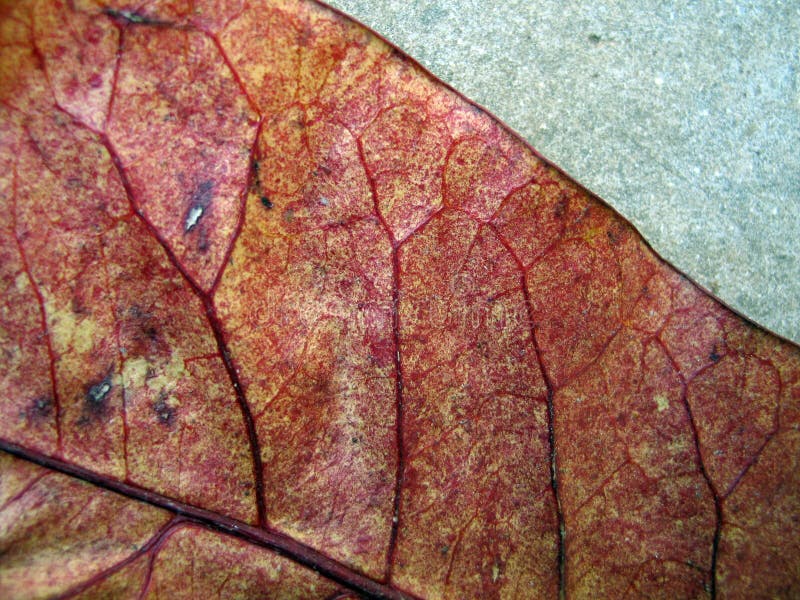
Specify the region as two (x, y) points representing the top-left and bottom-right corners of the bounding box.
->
(0, 0), (798, 598)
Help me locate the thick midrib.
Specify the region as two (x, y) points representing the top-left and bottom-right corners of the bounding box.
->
(0, 439), (415, 600)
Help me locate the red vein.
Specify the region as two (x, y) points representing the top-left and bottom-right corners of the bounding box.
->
(520, 276), (567, 600)
(353, 134), (406, 582)
(135, 518), (182, 600)
(490, 221), (567, 598)
(8, 163), (63, 454)
(384, 237), (406, 581)
(206, 31), (261, 117)
(98, 135), (267, 527)
(0, 439), (416, 600)
(0, 471), (46, 513)
(656, 337), (722, 598)
(55, 516), (182, 599)
(677, 382), (722, 599)
(208, 114), (263, 294)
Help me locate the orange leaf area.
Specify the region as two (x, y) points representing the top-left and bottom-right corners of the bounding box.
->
(1, 1), (798, 598)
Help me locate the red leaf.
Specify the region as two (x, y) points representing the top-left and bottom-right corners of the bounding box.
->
(1, 1), (798, 598)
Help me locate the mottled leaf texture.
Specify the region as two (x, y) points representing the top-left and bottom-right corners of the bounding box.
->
(0, 1), (798, 598)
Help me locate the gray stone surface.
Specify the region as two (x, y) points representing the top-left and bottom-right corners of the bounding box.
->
(327, 0), (800, 344)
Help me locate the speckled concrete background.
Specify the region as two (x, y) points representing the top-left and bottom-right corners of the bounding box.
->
(327, 0), (800, 344)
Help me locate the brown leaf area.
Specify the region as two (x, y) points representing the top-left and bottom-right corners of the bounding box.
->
(0, 0), (798, 598)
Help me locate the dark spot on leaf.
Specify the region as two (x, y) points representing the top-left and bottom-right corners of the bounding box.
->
(389, 46), (407, 62)
(184, 180), (215, 233)
(261, 195), (273, 209)
(25, 396), (53, 422)
(71, 294), (87, 315)
(238, 480), (254, 497)
(709, 346), (722, 362)
(86, 375), (112, 404)
(588, 33), (602, 44)
(197, 228), (210, 252)
(153, 393), (177, 429)
(251, 158), (268, 199)
(123, 305), (166, 358)
(470, 104), (485, 116)
(554, 197), (567, 218)
(82, 371), (114, 421)
(102, 7), (170, 26)
(314, 164), (332, 177)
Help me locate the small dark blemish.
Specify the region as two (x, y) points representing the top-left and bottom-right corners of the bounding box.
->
(184, 180), (215, 234)
(709, 346), (722, 363)
(153, 393), (176, 429)
(102, 7), (164, 26)
(83, 371), (113, 418)
(250, 158), (264, 190)
(27, 396), (53, 421)
(102, 7), (145, 23)
(239, 480), (254, 496)
(554, 195), (568, 218)
(260, 195), (273, 209)
(470, 104), (485, 117)
(389, 46), (407, 62)
(588, 33), (602, 45)
(124, 305), (166, 358)
(143, 323), (158, 341)
(197, 228), (210, 253)
(316, 164), (332, 177)
(71, 294), (87, 316)
(86, 375), (112, 404)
